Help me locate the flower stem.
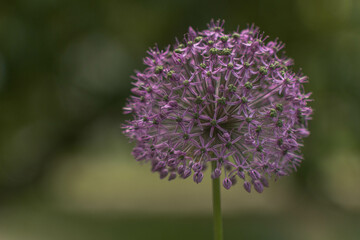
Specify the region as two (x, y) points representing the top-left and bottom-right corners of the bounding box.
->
(212, 161), (223, 240)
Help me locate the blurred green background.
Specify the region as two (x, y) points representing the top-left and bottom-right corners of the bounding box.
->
(0, 0), (360, 239)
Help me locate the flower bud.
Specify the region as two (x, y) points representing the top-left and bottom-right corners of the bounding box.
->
(260, 177), (269, 188)
(249, 170), (261, 180)
(223, 178), (232, 190)
(243, 181), (251, 193)
(192, 162), (202, 172)
(211, 168), (222, 179)
(168, 172), (177, 181)
(154, 161), (166, 171)
(159, 169), (168, 179)
(182, 168), (191, 179)
(296, 128), (310, 137)
(177, 165), (185, 175)
(193, 172), (204, 184)
(253, 180), (264, 193)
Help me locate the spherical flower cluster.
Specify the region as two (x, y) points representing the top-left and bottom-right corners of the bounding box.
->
(123, 20), (312, 193)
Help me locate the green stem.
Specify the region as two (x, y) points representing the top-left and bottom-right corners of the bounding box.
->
(212, 161), (223, 240)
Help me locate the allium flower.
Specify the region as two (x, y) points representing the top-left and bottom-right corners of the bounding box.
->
(123, 19), (312, 193)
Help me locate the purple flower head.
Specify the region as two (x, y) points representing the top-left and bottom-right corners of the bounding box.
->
(123, 19), (313, 193)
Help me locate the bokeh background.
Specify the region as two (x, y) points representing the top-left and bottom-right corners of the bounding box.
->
(1, 0), (360, 239)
